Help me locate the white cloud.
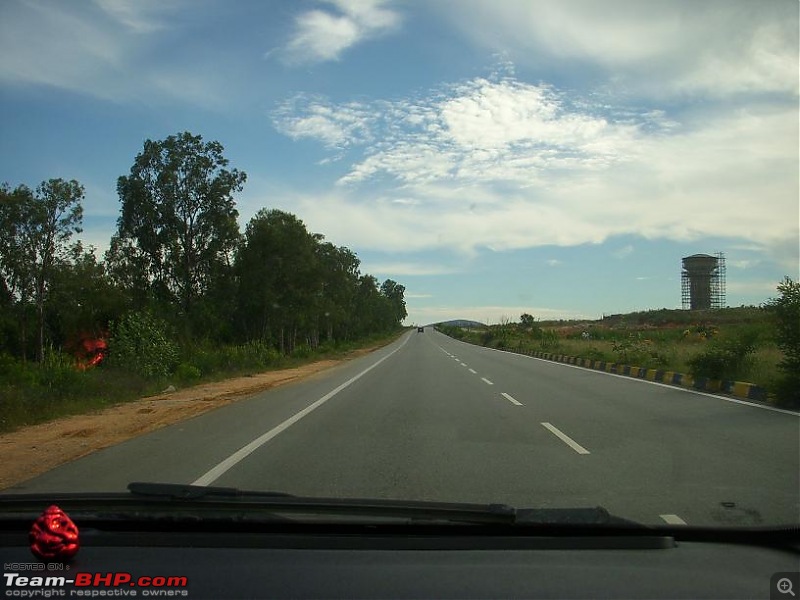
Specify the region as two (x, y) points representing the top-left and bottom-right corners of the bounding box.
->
(274, 68), (797, 272)
(276, 78), (646, 187)
(0, 0), (231, 108)
(364, 262), (457, 276)
(272, 96), (375, 149)
(92, 0), (174, 33)
(280, 0), (401, 65)
(437, 0), (799, 98)
(612, 245), (634, 259)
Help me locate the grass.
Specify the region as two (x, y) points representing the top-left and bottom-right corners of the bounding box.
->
(0, 329), (404, 434)
(437, 307), (787, 402)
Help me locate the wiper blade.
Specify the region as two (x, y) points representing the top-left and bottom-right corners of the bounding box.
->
(127, 482), (294, 500)
(0, 483), (642, 527)
(126, 482), (517, 524)
(132, 483), (639, 526)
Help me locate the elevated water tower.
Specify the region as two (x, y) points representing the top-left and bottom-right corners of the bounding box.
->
(681, 253), (726, 310)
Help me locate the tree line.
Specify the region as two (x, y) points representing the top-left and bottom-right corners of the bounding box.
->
(0, 131), (406, 367)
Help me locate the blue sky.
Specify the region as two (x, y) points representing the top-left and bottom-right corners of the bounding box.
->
(1, 0), (798, 325)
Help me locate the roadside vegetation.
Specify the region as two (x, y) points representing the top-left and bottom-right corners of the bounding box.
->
(437, 287), (799, 410)
(0, 131), (407, 433)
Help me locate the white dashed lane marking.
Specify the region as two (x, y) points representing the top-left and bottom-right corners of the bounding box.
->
(541, 422), (590, 455)
(659, 514), (687, 525)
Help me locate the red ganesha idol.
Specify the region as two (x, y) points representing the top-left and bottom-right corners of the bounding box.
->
(29, 505), (80, 561)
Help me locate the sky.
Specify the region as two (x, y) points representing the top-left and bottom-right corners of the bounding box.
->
(1, 0), (798, 326)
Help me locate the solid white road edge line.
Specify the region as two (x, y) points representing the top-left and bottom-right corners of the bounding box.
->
(541, 422), (590, 454)
(659, 514), (687, 525)
(501, 392), (523, 406)
(192, 335), (410, 486)
(481, 377), (494, 385)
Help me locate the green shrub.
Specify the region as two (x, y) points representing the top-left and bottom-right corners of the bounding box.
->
(584, 347), (610, 362)
(765, 277), (800, 408)
(38, 348), (85, 391)
(174, 363), (202, 381)
(539, 330), (559, 350)
(107, 311), (179, 378)
(687, 330), (759, 381)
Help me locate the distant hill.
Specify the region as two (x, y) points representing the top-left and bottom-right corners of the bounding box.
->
(434, 319), (486, 328)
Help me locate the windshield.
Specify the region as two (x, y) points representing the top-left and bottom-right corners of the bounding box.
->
(0, 0), (798, 530)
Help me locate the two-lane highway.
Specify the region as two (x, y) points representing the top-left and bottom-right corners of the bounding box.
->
(6, 329), (799, 526)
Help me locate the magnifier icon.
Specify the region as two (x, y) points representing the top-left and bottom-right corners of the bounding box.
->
(777, 578), (796, 597)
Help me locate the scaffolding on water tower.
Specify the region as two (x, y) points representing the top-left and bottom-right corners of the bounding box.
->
(681, 252), (727, 310)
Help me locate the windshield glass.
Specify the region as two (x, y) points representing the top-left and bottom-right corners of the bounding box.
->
(0, 0), (798, 529)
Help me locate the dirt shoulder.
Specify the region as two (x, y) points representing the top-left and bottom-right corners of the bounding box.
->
(0, 340), (395, 491)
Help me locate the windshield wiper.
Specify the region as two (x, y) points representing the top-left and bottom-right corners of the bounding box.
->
(0, 482), (640, 527)
(127, 482), (295, 500)
(126, 482), (518, 524)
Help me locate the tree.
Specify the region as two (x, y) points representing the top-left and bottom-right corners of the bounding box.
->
(765, 277), (800, 407)
(113, 132), (246, 326)
(380, 279), (407, 325)
(46, 242), (127, 351)
(235, 209), (319, 353)
(0, 184), (35, 359)
(520, 313), (535, 328)
(0, 180), (83, 361)
(315, 242), (360, 343)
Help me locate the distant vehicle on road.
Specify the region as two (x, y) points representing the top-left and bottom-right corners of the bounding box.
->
(418, 327), (424, 332)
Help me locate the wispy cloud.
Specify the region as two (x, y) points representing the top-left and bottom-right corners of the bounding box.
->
(92, 0), (175, 33)
(0, 0), (231, 108)
(612, 245), (634, 259)
(273, 66), (797, 268)
(272, 95), (375, 149)
(278, 0), (402, 65)
(440, 0), (799, 98)
(365, 262), (457, 276)
(334, 77), (647, 186)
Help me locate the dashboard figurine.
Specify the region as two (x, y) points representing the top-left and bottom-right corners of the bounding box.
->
(29, 505), (80, 561)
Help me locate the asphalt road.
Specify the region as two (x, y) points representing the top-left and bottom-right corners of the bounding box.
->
(6, 329), (799, 526)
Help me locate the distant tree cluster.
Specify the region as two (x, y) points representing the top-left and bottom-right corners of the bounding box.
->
(0, 131), (406, 367)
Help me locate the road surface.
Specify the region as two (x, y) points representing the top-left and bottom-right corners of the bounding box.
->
(6, 329), (799, 526)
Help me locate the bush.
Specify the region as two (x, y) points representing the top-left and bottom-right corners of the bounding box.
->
(107, 311), (179, 378)
(765, 277), (800, 408)
(174, 363), (202, 381)
(687, 330), (759, 381)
